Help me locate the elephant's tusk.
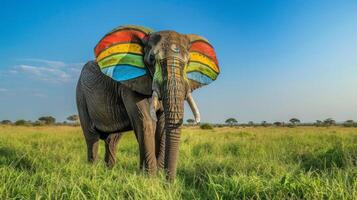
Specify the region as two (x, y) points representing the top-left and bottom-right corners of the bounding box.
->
(186, 92), (200, 124)
(150, 91), (159, 121)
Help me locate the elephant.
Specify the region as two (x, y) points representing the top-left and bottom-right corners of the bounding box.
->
(76, 25), (220, 180)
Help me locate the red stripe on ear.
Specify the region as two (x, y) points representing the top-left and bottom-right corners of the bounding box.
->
(95, 30), (147, 56)
(190, 41), (218, 65)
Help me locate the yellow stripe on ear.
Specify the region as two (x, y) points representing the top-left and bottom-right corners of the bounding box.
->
(189, 52), (219, 73)
(96, 43), (143, 62)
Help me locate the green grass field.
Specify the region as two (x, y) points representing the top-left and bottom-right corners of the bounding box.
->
(0, 126), (357, 199)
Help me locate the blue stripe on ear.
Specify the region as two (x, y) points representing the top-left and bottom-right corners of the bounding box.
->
(102, 67), (114, 77)
(101, 65), (147, 81)
(187, 71), (213, 85)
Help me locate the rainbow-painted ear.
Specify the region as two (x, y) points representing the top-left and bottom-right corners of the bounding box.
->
(186, 34), (220, 90)
(94, 25), (154, 95)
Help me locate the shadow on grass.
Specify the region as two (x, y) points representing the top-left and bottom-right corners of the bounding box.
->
(0, 146), (35, 172)
(295, 142), (357, 172)
(222, 143), (241, 156)
(178, 159), (238, 198)
(192, 143), (214, 157)
(192, 142), (241, 157)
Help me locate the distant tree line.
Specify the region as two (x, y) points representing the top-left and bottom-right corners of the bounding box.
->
(183, 117), (357, 129)
(2, 115), (356, 128)
(1, 115), (80, 126)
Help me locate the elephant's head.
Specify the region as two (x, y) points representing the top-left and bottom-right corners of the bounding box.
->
(94, 25), (220, 180)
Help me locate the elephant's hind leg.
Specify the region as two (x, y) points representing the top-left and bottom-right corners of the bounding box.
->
(80, 122), (100, 163)
(85, 132), (100, 163)
(77, 85), (100, 163)
(104, 132), (123, 168)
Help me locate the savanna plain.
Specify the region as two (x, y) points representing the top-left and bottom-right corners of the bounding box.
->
(0, 125), (357, 199)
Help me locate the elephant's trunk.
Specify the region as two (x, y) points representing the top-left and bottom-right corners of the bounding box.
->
(161, 57), (186, 181)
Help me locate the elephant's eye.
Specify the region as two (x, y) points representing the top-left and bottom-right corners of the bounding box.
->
(171, 44), (180, 53)
(150, 54), (155, 63)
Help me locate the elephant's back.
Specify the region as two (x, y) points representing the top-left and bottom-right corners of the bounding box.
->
(79, 61), (118, 89)
(77, 61), (131, 133)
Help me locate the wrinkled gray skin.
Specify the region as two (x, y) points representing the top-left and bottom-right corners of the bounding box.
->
(76, 31), (200, 180)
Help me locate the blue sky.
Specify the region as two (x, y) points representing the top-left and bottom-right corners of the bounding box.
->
(0, 0), (356, 123)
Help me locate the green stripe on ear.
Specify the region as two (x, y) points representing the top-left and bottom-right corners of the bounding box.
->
(98, 54), (145, 69)
(186, 62), (218, 80)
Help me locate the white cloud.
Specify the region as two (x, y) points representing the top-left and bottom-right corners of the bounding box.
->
(32, 92), (47, 98)
(8, 70), (18, 74)
(0, 88), (8, 92)
(9, 59), (84, 83)
(22, 58), (66, 68)
(16, 64), (71, 82)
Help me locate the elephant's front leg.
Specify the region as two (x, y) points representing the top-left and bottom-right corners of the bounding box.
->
(155, 110), (165, 169)
(137, 99), (158, 174)
(122, 89), (158, 175)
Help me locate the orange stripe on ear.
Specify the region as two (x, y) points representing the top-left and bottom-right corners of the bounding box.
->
(190, 41), (218, 65)
(95, 30), (147, 56)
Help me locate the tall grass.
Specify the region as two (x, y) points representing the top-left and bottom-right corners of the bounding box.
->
(0, 126), (356, 199)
